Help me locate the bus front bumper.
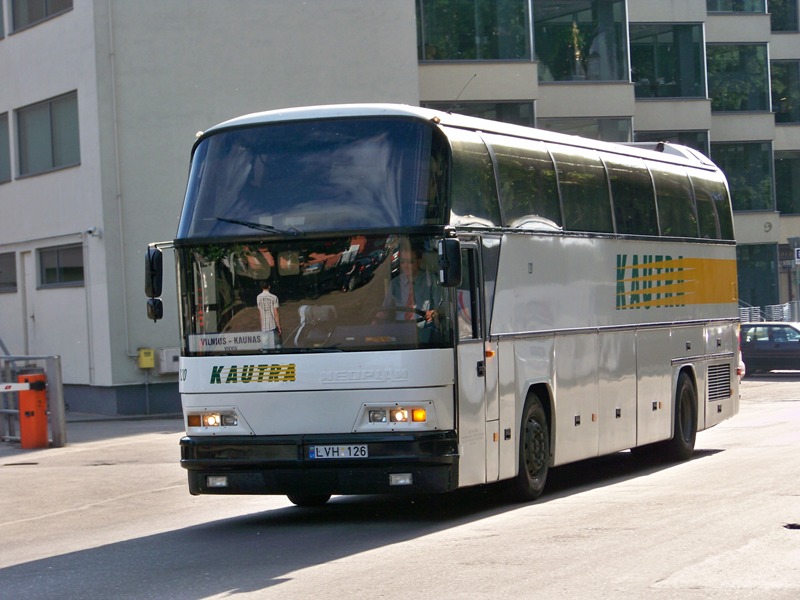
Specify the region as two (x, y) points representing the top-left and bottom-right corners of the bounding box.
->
(180, 431), (459, 496)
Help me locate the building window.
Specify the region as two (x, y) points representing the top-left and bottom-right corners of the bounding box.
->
(0, 113), (10, 183)
(416, 0), (531, 61)
(770, 0), (799, 31)
(537, 117), (631, 142)
(17, 91), (80, 177)
(707, 44), (769, 112)
(422, 101), (534, 126)
(11, 0), (72, 31)
(39, 244), (83, 287)
(630, 24), (705, 99)
(737, 243), (778, 307)
(775, 151), (800, 214)
(772, 61), (800, 123)
(711, 142), (773, 211)
(534, 0), (628, 82)
(0, 253), (16, 293)
(634, 130), (710, 158)
(706, 0), (766, 11)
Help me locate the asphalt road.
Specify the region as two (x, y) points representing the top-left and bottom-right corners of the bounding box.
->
(0, 374), (798, 599)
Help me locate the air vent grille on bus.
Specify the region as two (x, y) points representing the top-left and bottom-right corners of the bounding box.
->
(707, 364), (731, 400)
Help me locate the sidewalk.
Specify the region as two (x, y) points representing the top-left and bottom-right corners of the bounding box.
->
(0, 412), (184, 459)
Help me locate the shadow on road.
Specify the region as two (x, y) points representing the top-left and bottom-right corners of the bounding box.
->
(0, 448), (720, 598)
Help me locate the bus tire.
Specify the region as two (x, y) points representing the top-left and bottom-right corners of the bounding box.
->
(510, 393), (549, 502)
(287, 493), (331, 507)
(663, 371), (697, 462)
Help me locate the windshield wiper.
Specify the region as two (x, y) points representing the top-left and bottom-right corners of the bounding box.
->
(215, 217), (301, 236)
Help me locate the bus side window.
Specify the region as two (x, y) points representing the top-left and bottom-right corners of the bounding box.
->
(487, 134), (562, 229)
(650, 162), (699, 238)
(458, 249), (481, 340)
(604, 153), (658, 236)
(550, 145), (613, 234)
(443, 127), (501, 227)
(692, 170), (734, 240)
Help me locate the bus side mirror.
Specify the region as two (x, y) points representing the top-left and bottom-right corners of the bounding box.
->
(438, 237), (461, 287)
(145, 247), (163, 298)
(147, 298), (164, 321)
(145, 247), (163, 321)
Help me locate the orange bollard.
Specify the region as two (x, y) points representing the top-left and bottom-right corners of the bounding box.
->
(18, 373), (48, 449)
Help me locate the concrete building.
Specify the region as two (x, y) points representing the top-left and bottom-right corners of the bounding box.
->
(1, 0), (798, 414)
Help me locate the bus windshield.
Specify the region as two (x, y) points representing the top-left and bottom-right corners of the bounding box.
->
(177, 117), (448, 238)
(178, 234), (455, 355)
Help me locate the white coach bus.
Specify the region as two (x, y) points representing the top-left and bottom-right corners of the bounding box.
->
(145, 104), (739, 506)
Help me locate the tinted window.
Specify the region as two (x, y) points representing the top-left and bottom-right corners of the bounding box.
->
(417, 0), (531, 60)
(650, 163), (698, 237)
(446, 128), (501, 227)
(488, 135), (561, 228)
(39, 244), (83, 287)
(707, 44), (769, 112)
(711, 142), (773, 212)
(0, 252), (16, 292)
(692, 170), (734, 240)
(179, 118), (447, 237)
(178, 234), (455, 355)
(534, 0), (628, 82)
(604, 153), (658, 236)
(17, 92), (80, 176)
(551, 145), (613, 233)
(0, 113), (9, 183)
(630, 24), (705, 99)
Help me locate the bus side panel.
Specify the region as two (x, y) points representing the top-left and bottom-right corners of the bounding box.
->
(552, 333), (599, 466)
(506, 336), (555, 479)
(635, 328), (673, 446)
(702, 322), (740, 430)
(456, 339), (487, 488)
(597, 330), (637, 455)
(497, 338), (519, 481)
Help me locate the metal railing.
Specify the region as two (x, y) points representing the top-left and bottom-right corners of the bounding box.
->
(1, 355), (66, 448)
(739, 301), (800, 323)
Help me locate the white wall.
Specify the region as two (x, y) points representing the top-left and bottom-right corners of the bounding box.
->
(0, 3), (102, 384)
(1, 0), (420, 392)
(106, 0), (421, 385)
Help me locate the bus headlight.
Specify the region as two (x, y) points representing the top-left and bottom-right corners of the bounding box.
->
(369, 409), (387, 423)
(390, 408), (409, 423)
(356, 402), (435, 431)
(187, 411), (238, 428)
(388, 408), (426, 423)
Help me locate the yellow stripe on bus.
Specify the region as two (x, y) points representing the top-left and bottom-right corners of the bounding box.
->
(616, 257), (737, 309)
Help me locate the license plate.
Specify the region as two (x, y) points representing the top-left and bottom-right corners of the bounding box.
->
(309, 445), (368, 459)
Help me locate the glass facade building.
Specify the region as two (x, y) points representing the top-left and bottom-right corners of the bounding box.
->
(417, 0), (800, 309)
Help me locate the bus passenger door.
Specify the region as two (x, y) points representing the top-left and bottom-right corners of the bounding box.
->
(455, 245), (494, 487)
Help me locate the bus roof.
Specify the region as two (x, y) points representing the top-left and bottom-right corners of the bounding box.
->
(199, 103), (718, 171)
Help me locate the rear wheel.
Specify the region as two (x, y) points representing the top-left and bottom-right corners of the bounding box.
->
(661, 371), (697, 461)
(287, 493), (331, 507)
(510, 393), (549, 502)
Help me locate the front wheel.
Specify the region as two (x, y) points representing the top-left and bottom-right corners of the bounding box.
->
(509, 393), (549, 502)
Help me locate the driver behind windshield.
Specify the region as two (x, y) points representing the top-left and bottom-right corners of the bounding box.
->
(381, 240), (441, 324)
